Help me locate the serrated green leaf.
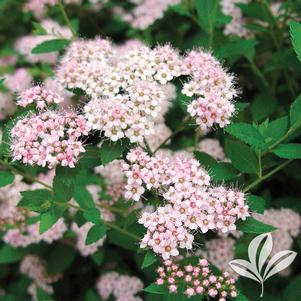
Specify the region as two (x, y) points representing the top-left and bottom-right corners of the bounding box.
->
(226, 123), (268, 149)
(18, 189), (53, 212)
(84, 208), (101, 224)
(47, 244), (75, 275)
(39, 211), (59, 234)
(290, 94), (301, 129)
(225, 140), (258, 174)
(144, 283), (169, 295)
(194, 0), (219, 34)
(91, 249), (104, 266)
(0, 245), (29, 264)
(74, 186), (96, 209)
(86, 223), (107, 245)
(31, 39), (70, 54)
(53, 176), (74, 203)
(194, 151), (217, 168)
(236, 217), (276, 233)
(142, 251), (158, 269)
(0, 171), (14, 187)
(100, 139), (127, 165)
(264, 117), (289, 145)
(85, 289), (101, 301)
(273, 143), (301, 159)
(32, 22), (47, 35)
(246, 195), (265, 214)
(210, 162), (237, 182)
(251, 94), (277, 122)
(290, 21), (301, 62)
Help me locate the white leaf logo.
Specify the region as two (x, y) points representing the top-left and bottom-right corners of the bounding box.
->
(229, 233), (297, 297)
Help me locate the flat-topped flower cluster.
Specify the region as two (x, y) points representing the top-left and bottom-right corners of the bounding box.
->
(56, 37), (237, 143)
(156, 259), (237, 299)
(122, 148), (249, 259)
(10, 86), (89, 168)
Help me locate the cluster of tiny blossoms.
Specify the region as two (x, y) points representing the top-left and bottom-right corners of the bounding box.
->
(10, 89), (89, 168)
(182, 50), (237, 130)
(20, 255), (61, 301)
(254, 208), (301, 255)
(17, 86), (63, 109)
(96, 272), (143, 301)
(221, 0), (253, 38)
(4, 68), (32, 93)
(156, 259), (237, 299)
(121, 0), (180, 30)
(57, 37), (236, 139)
(123, 148), (249, 259)
(57, 39), (180, 143)
(198, 138), (229, 162)
(197, 236), (236, 277)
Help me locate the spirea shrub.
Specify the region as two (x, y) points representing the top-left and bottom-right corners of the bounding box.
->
(0, 1), (301, 301)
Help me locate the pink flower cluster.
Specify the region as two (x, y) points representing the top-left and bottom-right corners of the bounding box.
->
(20, 255), (61, 301)
(198, 138), (229, 162)
(95, 160), (126, 201)
(254, 208), (301, 255)
(57, 39), (181, 143)
(17, 86), (63, 109)
(4, 68), (32, 93)
(0, 92), (15, 120)
(198, 237), (236, 277)
(182, 50), (237, 130)
(96, 272), (143, 301)
(156, 259), (237, 299)
(221, 0), (253, 38)
(71, 222), (106, 256)
(123, 148), (249, 258)
(10, 109), (89, 168)
(24, 0), (57, 19)
(121, 0), (180, 30)
(4, 218), (67, 248)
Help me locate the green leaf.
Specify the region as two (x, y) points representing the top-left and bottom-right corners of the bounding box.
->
(273, 143), (301, 159)
(225, 140), (259, 174)
(74, 186), (96, 209)
(53, 176), (74, 203)
(290, 21), (301, 62)
(283, 275), (301, 301)
(0, 245), (28, 264)
(32, 22), (47, 35)
(85, 223), (107, 245)
(36, 287), (54, 301)
(251, 94), (277, 122)
(84, 208), (101, 224)
(47, 244), (76, 275)
(142, 251), (158, 269)
(194, 151), (217, 168)
(85, 290), (101, 301)
(194, 0), (219, 33)
(31, 39), (70, 54)
(194, 151), (237, 181)
(264, 117), (289, 145)
(100, 140), (127, 165)
(0, 171), (14, 188)
(215, 39), (257, 60)
(236, 217), (276, 233)
(18, 189), (53, 212)
(246, 195), (265, 214)
(210, 162), (237, 182)
(39, 211), (59, 234)
(91, 249), (104, 266)
(144, 283), (169, 295)
(225, 123), (267, 149)
(290, 94), (301, 129)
